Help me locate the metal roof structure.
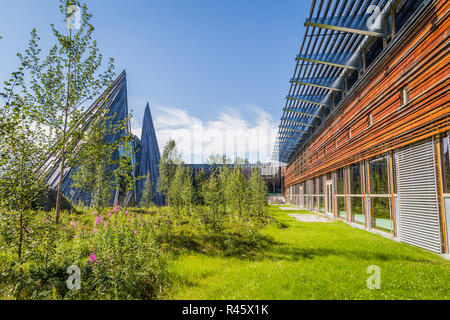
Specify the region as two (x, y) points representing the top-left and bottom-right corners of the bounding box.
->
(137, 103), (164, 206)
(272, 0), (397, 163)
(41, 71), (164, 206)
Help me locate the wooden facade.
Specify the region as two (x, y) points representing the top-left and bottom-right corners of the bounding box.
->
(281, 0), (450, 254)
(285, 0), (449, 186)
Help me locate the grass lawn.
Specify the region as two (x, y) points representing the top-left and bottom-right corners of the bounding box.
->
(167, 205), (450, 300)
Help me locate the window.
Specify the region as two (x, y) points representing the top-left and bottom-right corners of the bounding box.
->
(319, 196), (325, 213)
(400, 85), (410, 106)
(319, 175), (325, 213)
(369, 155), (393, 232)
(350, 163), (364, 225)
(370, 156), (389, 194)
(351, 197), (364, 224)
(336, 168), (346, 195)
(441, 133), (450, 194)
(350, 164), (362, 195)
(336, 168), (347, 220)
(337, 197), (346, 219)
(371, 198), (392, 232)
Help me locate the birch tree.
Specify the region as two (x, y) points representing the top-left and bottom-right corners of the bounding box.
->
(18, 0), (115, 223)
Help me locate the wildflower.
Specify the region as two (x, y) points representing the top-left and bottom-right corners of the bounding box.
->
(104, 221), (109, 228)
(95, 216), (103, 225)
(74, 234), (79, 239)
(89, 251), (97, 264)
(113, 205), (119, 213)
(61, 226), (66, 230)
(70, 220), (79, 228)
(107, 212), (111, 218)
(134, 230), (139, 235)
(125, 210), (128, 216)
(202, 217), (206, 223)
(92, 228), (98, 235)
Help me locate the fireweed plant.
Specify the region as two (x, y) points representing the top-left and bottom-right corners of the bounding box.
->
(0, 206), (171, 300)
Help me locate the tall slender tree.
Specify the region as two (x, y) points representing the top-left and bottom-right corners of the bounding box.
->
(0, 69), (47, 264)
(18, 0), (115, 223)
(158, 140), (183, 204)
(248, 168), (268, 217)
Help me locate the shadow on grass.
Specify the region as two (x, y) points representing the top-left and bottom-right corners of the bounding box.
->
(167, 229), (276, 260)
(263, 241), (436, 264)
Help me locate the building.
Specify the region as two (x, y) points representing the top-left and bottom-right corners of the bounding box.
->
(273, 0), (449, 255)
(40, 71), (164, 207)
(187, 163), (285, 195)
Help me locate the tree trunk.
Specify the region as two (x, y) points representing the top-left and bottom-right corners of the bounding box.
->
(55, 30), (72, 224)
(55, 153), (65, 224)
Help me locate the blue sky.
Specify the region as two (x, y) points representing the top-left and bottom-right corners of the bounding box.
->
(0, 0), (309, 163)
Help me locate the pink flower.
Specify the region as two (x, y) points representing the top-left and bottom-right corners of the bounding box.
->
(89, 251), (97, 264)
(74, 234), (79, 239)
(61, 226), (66, 230)
(107, 212), (111, 218)
(95, 216), (103, 225)
(70, 220), (79, 228)
(125, 211), (129, 216)
(92, 228), (98, 235)
(134, 230), (138, 235)
(113, 205), (119, 213)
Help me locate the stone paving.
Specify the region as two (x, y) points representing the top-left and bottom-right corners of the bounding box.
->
(288, 214), (333, 223)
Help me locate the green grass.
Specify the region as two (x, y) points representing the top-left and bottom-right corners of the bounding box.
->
(167, 206), (450, 300)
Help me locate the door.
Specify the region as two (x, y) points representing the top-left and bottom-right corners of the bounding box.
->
(325, 180), (333, 216)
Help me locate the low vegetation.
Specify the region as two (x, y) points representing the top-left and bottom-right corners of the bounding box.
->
(1, 205), (448, 300)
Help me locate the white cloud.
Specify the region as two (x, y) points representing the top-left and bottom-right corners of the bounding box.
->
(131, 105), (278, 164)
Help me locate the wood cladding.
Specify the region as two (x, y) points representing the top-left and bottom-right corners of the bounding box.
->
(285, 0), (450, 188)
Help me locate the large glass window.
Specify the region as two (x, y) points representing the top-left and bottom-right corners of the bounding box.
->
(371, 198), (392, 232)
(319, 197), (325, 213)
(351, 197), (365, 224)
(369, 155), (393, 232)
(337, 197), (346, 219)
(350, 163), (364, 225)
(350, 164), (362, 194)
(319, 176), (323, 194)
(313, 196), (318, 211)
(370, 156), (389, 194)
(336, 168), (346, 195)
(441, 133), (450, 194)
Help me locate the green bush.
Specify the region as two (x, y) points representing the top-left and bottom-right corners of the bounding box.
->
(0, 207), (169, 300)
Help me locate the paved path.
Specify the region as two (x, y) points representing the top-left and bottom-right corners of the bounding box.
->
(288, 214), (333, 223)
